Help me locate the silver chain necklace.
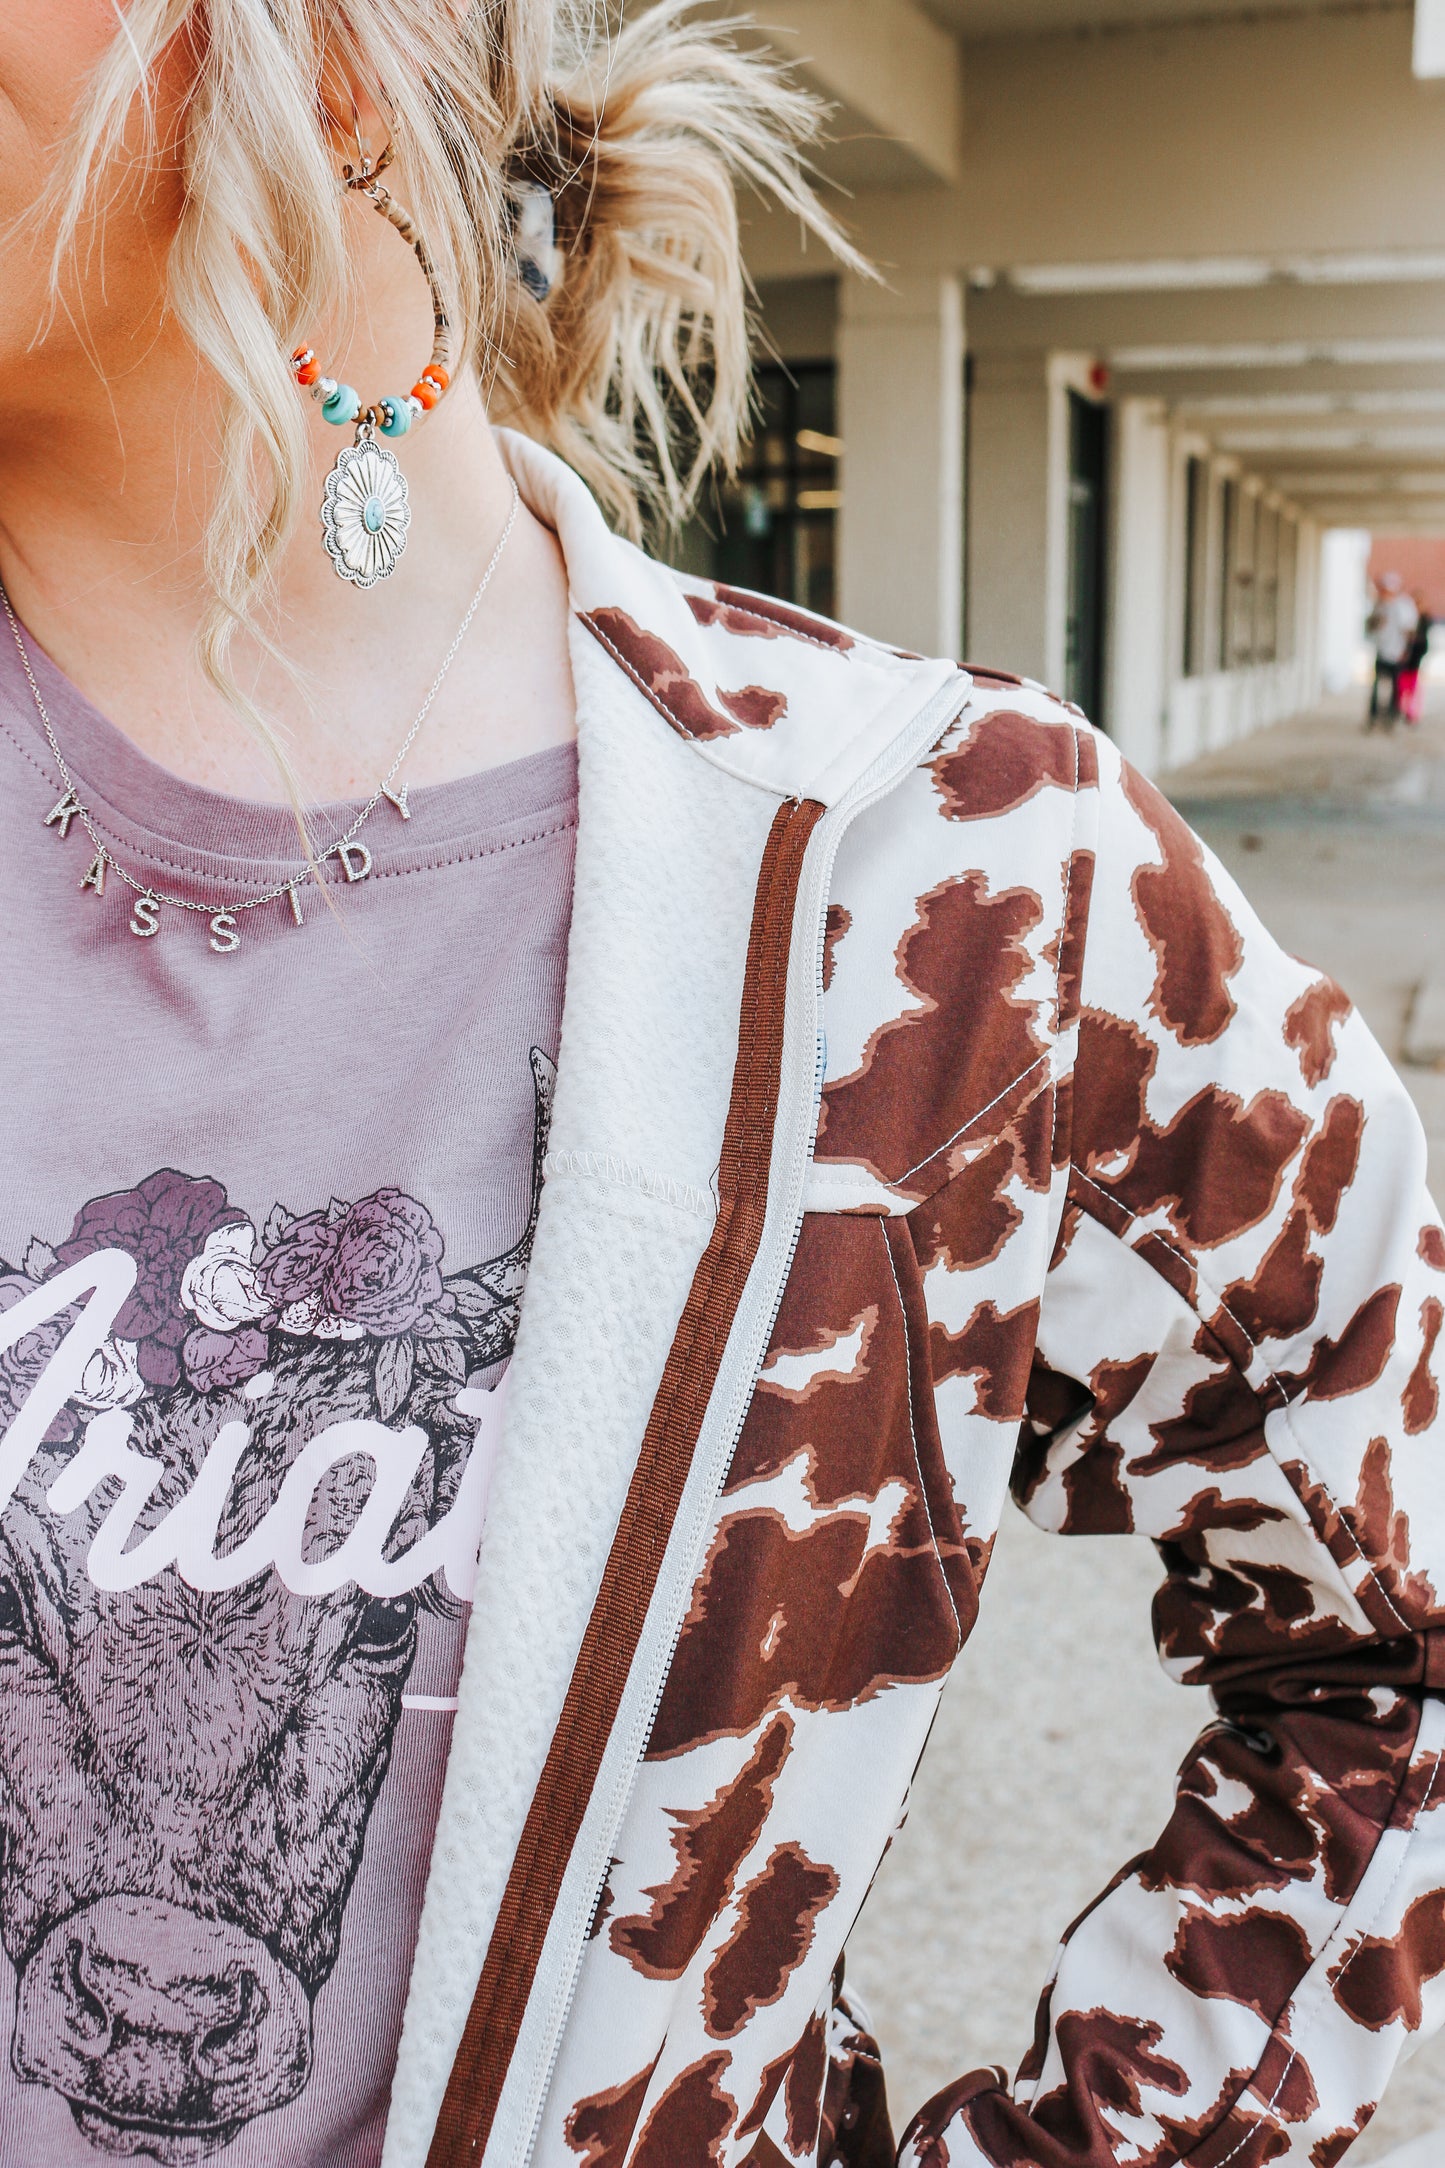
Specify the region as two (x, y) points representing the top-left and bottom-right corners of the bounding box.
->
(1, 478), (520, 954)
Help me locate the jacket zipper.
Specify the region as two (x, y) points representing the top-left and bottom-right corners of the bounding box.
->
(509, 672), (972, 2168)
(421, 672), (972, 2168)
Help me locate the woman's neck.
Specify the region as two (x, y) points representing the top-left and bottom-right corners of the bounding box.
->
(0, 204), (577, 804)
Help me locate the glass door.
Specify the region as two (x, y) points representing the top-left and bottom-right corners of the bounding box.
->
(1065, 390), (1108, 723)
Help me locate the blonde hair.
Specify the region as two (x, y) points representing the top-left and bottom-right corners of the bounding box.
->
(46, 0), (856, 709)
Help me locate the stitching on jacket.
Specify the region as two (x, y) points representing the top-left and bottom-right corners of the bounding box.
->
(879, 1221), (960, 1647)
(542, 1148), (716, 1219)
(702, 590), (861, 657)
(1208, 1720), (1445, 2168)
(1067, 1165), (1412, 1636)
(582, 616), (708, 742)
(892, 1055), (1051, 1190)
(580, 616), (791, 801)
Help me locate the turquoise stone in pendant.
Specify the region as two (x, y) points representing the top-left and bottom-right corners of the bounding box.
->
(362, 495), (387, 534)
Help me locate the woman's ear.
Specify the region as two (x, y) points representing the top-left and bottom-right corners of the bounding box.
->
(316, 47), (391, 170)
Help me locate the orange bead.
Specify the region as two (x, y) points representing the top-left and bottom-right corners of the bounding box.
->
(410, 380), (440, 411)
(296, 358), (320, 385)
(292, 344), (312, 363)
(422, 365), (450, 392)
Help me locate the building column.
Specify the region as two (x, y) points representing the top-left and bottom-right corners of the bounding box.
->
(1107, 397), (1172, 773)
(837, 272), (965, 657)
(964, 352), (1057, 688)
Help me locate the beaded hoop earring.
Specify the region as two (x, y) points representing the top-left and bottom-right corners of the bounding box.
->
(291, 137), (453, 588)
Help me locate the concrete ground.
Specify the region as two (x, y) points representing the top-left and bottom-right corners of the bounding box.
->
(844, 693), (1445, 2163)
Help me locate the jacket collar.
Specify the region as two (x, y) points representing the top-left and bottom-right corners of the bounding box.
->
(499, 430), (964, 808)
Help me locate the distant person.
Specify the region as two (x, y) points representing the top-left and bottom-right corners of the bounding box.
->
(1398, 599), (1433, 725)
(1367, 571), (1419, 727)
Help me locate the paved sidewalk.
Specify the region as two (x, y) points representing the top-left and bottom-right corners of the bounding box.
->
(844, 694), (1445, 2163)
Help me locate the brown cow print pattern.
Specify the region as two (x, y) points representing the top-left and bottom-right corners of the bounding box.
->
(537, 598), (1445, 2168)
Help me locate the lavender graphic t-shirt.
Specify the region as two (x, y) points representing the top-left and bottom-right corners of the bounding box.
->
(0, 624), (576, 2167)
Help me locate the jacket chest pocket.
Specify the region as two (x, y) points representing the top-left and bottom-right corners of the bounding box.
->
(648, 1213), (972, 1762)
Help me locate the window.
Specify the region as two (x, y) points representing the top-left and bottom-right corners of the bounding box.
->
(672, 362), (840, 617)
(1217, 479), (1237, 672)
(1221, 482), (1260, 671)
(1255, 505), (1280, 664)
(1182, 456), (1209, 678)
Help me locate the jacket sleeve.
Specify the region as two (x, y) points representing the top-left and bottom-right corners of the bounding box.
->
(900, 730), (1445, 2168)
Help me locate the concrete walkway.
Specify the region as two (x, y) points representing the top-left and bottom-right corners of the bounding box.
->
(844, 694), (1445, 2164)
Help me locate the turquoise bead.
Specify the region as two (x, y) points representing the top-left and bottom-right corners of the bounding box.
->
(379, 396), (412, 438)
(321, 383), (360, 426)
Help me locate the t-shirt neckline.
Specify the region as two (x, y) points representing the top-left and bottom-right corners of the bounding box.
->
(0, 611), (577, 898)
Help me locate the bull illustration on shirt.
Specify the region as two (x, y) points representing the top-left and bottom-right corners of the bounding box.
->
(0, 1053), (553, 2162)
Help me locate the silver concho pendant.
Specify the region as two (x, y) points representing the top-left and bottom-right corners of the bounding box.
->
(320, 429), (411, 588)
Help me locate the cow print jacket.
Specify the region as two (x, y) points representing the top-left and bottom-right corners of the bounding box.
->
(381, 435), (1445, 2168)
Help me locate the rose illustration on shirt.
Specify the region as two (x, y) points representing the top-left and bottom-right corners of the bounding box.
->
(74, 1336), (145, 1413)
(257, 1190), (447, 1343)
(320, 1189), (446, 1337)
(253, 1207), (339, 1313)
(181, 1323), (272, 1395)
(181, 1223), (274, 1333)
(54, 1170), (246, 1389)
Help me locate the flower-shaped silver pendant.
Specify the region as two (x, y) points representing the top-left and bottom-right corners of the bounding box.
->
(320, 436), (411, 587)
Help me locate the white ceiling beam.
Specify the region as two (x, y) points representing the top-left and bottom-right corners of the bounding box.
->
(1416, 0), (1445, 77)
(1175, 391), (1445, 418)
(759, 0), (963, 184)
(993, 247), (1445, 296)
(1111, 337), (1445, 371)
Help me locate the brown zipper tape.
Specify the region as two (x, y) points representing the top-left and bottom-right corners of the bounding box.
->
(426, 795), (827, 2168)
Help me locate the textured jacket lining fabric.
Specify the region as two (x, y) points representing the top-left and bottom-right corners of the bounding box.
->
(383, 593), (791, 2159)
(426, 799), (825, 2166)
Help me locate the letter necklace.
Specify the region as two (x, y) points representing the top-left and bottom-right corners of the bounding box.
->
(0, 478), (520, 955)
(293, 135), (453, 587)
